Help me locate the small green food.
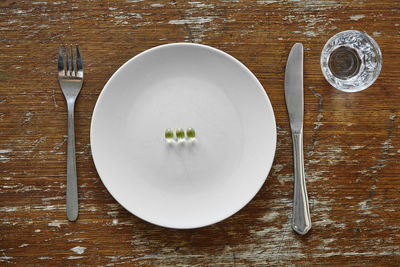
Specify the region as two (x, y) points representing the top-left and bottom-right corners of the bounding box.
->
(165, 128), (173, 140)
(186, 127), (195, 138)
(176, 128), (185, 139)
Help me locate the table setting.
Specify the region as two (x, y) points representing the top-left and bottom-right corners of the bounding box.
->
(1, 0), (399, 265)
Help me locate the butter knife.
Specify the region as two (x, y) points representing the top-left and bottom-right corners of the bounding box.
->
(284, 43), (311, 235)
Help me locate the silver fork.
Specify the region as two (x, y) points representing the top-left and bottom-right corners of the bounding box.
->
(58, 44), (83, 221)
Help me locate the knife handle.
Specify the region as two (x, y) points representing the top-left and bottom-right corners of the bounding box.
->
(291, 132), (311, 235)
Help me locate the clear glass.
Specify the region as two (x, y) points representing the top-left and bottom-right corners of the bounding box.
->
(320, 30), (382, 92)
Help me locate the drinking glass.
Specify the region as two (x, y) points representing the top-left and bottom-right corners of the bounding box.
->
(320, 30), (382, 92)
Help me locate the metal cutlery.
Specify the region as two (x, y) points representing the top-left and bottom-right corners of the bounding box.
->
(284, 43), (311, 235)
(58, 44), (84, 221)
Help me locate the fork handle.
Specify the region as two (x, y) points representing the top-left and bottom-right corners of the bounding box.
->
(66, 100), (78, 221)
(292, 132), (311, 235)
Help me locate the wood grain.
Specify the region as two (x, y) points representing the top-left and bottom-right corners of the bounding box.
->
(1, 0), (400, 265)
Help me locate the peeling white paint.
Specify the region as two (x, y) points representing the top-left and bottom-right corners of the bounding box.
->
(0, 255), (13, 261)
(323, 237), (336, 245)
(257, 0), (280, 4)
(350, 14), (365, 21)
(52, 88), (58, 108)
(37, 205), (61, 211)
(168, 17), (213, 25)
(277, 174), (292, 185)
(16, 185), (41, 192)
(67, 256), (84, 259)
(136, 21), (153, 26)
(48, 220), (66, 228)
(150, 3), (164, 7)
(259, 211), (280, 222)
(303, 30), (318, 37)
(23, 112), (34, 124)
(188, 1), (215, 8)
(287, 13), (339, 38)
(87, 206), (98, 212)
(251, 226), (280, 236)
(12, 9), (32, 14)
(350, 145), (364, 150)
(312, 199), (333, 211)
(128, 13), (142, 19)
(293, 0), (338, 11)
(224, 18), (236, 23)
(359, 200), (371, 214)
(0, 207), (17, 212)
(117, 220), (134, 226)
(0, 149), (12, 163)
(71, 246), (86, 255)
(272, 164), (284, 173)
(107, 211), (119, 217)
(107, 203), (120, 209)
(42, 196), (64, 202)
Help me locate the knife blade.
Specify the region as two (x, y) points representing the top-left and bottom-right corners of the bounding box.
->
(284, 43), (311, 235)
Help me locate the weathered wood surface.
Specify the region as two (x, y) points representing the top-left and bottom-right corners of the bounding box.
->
(1, 0), (400, 265)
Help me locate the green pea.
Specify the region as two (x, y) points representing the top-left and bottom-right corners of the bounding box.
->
(186, 127), (195, 138)
(165, 128), (173, 140)
(176, 128), (185, 139)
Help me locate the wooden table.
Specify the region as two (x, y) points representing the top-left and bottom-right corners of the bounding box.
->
(1, 0), (399, 265)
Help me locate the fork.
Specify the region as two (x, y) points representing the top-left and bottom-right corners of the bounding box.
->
(58, 44), (83, 221)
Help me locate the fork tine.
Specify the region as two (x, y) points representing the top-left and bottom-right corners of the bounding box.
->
(65, 45), (69, 75)
(70, 44), (74, 75)
(76, 45), (83, 72)
(58, 45), (64, 73)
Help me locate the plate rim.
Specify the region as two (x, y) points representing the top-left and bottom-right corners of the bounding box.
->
(90, 42), (277, 229)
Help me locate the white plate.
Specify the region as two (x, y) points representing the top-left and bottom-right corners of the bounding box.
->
(91, 43), (276, 229)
